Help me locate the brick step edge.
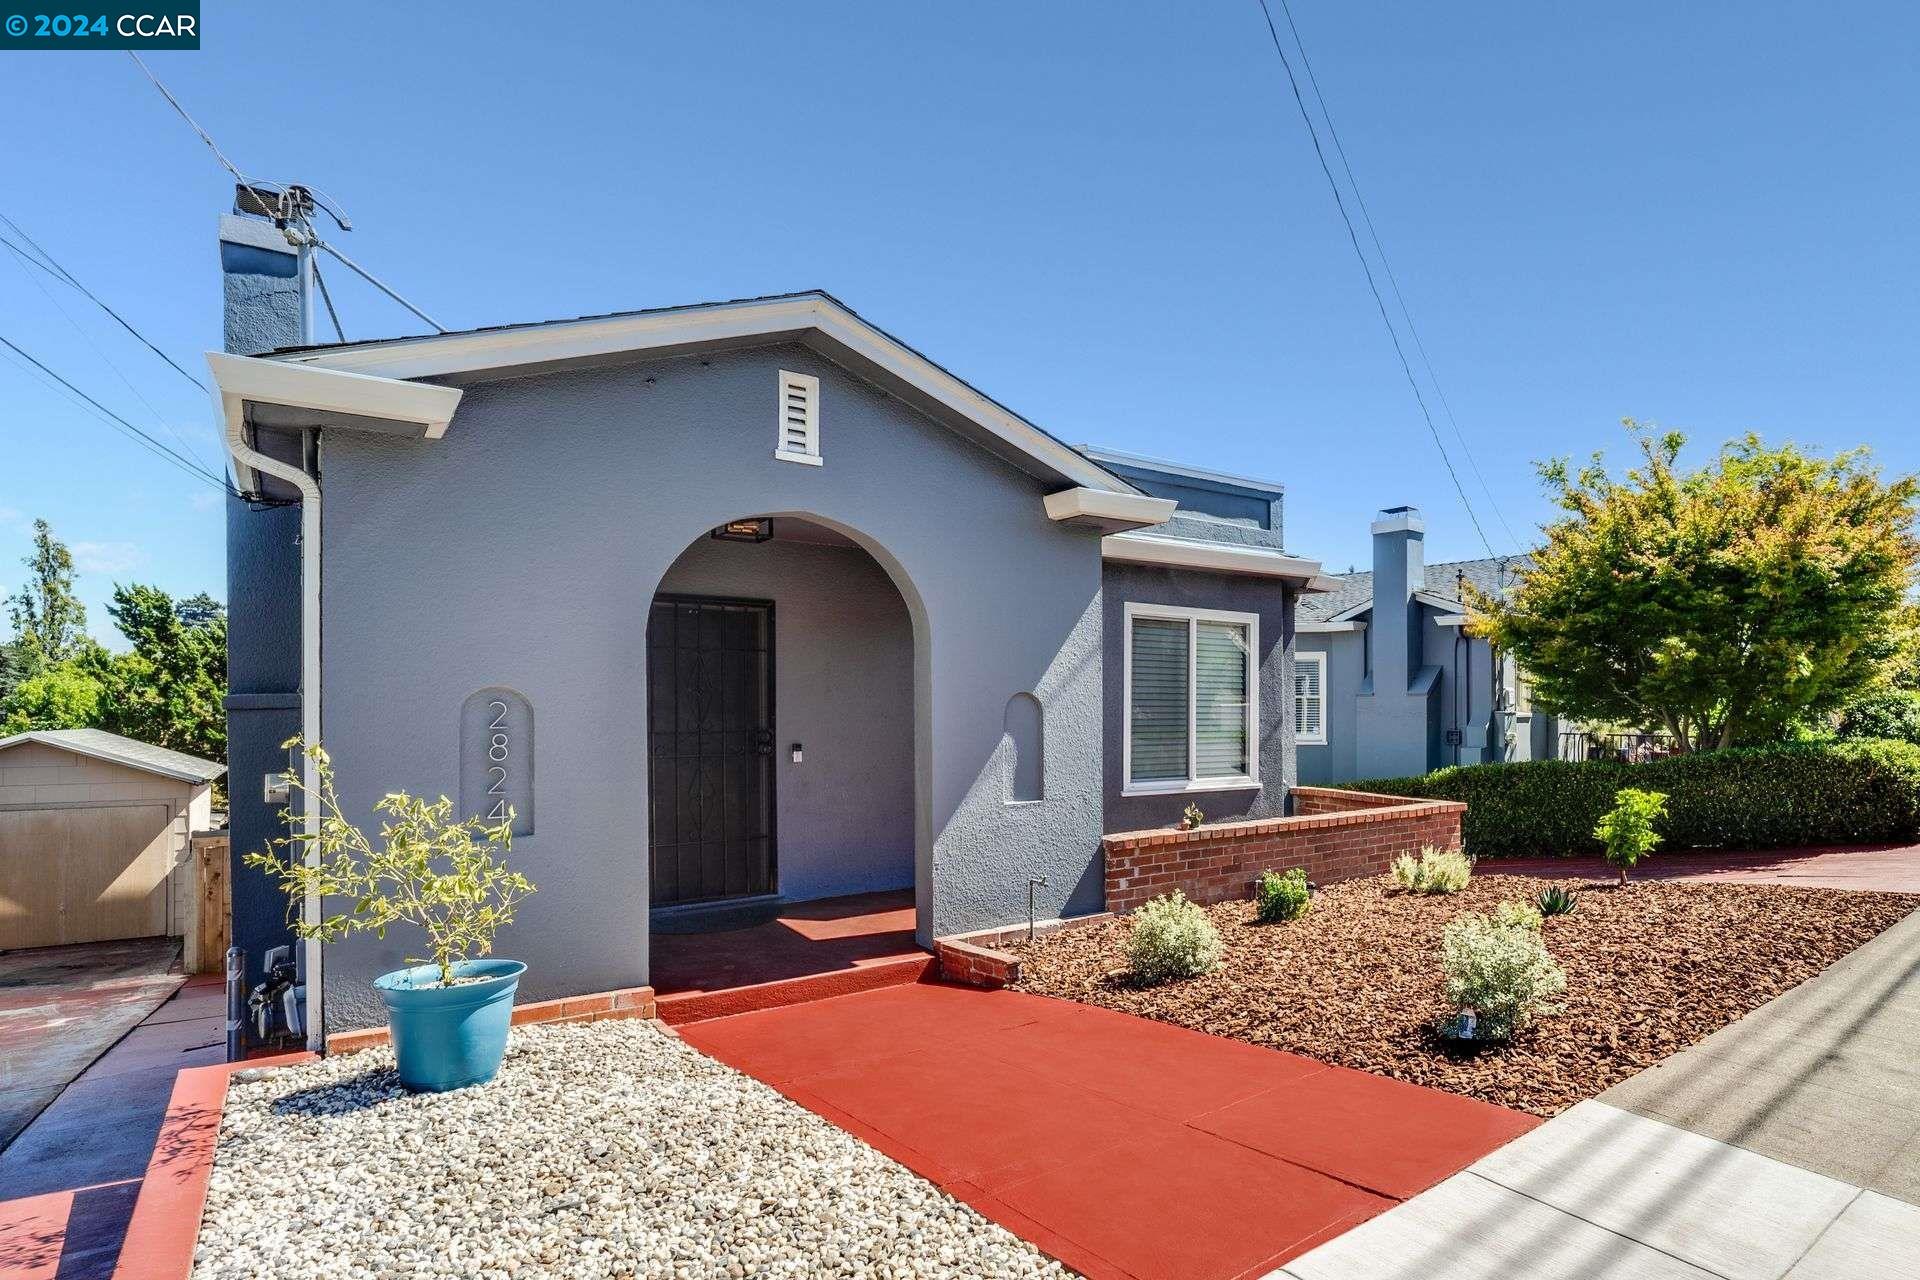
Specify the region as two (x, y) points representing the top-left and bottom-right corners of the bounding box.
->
(327, 986), (657, 1054)
(655, 953), (935, 1026)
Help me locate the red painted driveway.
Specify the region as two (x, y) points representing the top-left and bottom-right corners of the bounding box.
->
(681, 982), (1538, 1280)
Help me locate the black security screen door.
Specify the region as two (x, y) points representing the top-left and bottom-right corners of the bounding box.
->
(647, 596), (777, 905)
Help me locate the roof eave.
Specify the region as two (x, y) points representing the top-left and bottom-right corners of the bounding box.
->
(266, 294), (1135, 494)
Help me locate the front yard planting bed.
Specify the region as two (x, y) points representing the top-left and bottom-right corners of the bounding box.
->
(193, 1020), (1070, 1280)
(1012, 874), (1917, 1117)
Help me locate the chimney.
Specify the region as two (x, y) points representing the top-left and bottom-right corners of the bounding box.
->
(1370, 505), (1425, 695)
(219, 183), (311, 355)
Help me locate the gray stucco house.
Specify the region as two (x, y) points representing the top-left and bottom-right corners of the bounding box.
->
(212, 197), (1338, 1042)
(1294, 506), (1555, 783)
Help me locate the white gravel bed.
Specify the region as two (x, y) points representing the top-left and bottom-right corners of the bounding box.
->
(193, 1020), (1071, 1280)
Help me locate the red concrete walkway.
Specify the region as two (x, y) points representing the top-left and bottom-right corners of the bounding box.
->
(682, 982), (1537, 1280)
(1495, 843), (1920, 892)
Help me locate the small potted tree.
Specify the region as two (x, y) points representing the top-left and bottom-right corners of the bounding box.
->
(247, 740), (537, 1092)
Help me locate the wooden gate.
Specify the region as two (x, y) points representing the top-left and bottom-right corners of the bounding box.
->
(0, 805), (173, 949)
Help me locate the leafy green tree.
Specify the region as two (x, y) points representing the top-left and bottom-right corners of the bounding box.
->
(1476, 424), (1920, 750)
(2, 519), (89, 697)
(95, 585), (227, 760)
(0, 663), (106, 733)
(1836, 689), (1920, 747)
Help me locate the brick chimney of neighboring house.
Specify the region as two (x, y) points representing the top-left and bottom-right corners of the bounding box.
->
(1370, 505), (1425, 698)
(221, 185), (312, 993)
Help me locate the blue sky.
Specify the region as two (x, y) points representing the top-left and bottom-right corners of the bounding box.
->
(3, 1), (1916, 644)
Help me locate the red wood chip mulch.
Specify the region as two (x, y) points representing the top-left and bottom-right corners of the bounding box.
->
(1010, 873), (1918, 1117)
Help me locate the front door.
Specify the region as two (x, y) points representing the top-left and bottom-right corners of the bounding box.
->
(647, 595), (776, 906)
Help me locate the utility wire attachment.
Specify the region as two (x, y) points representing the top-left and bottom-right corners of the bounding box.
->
(310, 237), (446, 334)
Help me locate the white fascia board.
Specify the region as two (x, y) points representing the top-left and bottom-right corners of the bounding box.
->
(1044, 488), (1176, 530)
(209, 353), (464, 490)
(1435, 614), (1472, 627)
(1297, 619), (1367, 634)
(1102, 531), (1325, 583)
(1415, 590), (1465, 613)
(208, 352), (463, 438)
(270, 295), (1126, 492)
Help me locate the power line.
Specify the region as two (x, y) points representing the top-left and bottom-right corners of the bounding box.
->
(0, 211), (208, 394)
(1249, 0), (1496, 560)
(126, 51), (276, 209)
(0, 330), (235, 495)
(311, 258), (347, 343)
(1271, 0), (1522, 555)
(0, 230), (223, 477)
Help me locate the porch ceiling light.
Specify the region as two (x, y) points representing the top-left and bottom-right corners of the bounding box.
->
(711, 517), (774, 543)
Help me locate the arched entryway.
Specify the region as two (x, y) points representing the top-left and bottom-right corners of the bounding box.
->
(643, 513), (931, 1002)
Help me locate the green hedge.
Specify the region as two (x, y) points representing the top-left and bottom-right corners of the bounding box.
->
(1340, 740), (1920, 858)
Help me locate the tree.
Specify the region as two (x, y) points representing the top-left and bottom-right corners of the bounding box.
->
(95, 584), (227, 760)
(0, 663), (105, 733)
(2, 519), (88, 698)
(1476, 424), (1920, 751)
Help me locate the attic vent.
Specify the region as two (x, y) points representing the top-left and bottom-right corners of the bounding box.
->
(774, 370), (822, 466)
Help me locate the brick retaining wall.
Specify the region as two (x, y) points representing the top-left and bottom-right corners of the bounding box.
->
(1104, 787), (1466, 913)
(935, 938), (1022, 988)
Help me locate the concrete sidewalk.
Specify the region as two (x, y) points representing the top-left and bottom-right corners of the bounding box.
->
(1277, 908), (1920, 1279)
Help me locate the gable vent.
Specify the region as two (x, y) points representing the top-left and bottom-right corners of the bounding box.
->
(774, 370), (822, 465)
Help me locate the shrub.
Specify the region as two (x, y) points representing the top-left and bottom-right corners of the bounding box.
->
(1494, 900), (1544, 932)
(1339, 739), (1920, 858)
(1441, 912), (1567, 1041)
(1254, 867), (1311, 923)
(1127, 891), (1223, 984)
(1536, 885), (1578, 917)
(1390, 846), (1473, 894)
(1838, 690), (1920, 747)
(1595, 787), (1669, 884)
(244, 740), (537, 987)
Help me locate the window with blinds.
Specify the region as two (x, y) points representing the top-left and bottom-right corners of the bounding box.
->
(1294, 652), (1326, 745)
(1124, 605), (1258, 791)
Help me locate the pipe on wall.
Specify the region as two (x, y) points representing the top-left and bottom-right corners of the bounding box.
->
(218, 391), (325, 1051)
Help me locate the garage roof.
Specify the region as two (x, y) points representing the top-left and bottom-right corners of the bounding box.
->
(0, 729), (226, 784)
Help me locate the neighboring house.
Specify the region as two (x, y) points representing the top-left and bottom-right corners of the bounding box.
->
(1294, 506), (1557, 783)
(0, 728), (223, 950)
(211, 197), (1341, 1040)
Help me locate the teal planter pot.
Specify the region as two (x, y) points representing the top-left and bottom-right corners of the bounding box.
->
(373, 959), (526, 1092)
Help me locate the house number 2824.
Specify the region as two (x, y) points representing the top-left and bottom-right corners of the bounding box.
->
(486, 701), (511, 823)
(461, 687), (533, 837)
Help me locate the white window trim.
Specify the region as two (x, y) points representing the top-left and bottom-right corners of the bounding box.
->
(774, 369), (823, 465)
(1294, 651), (1328, 746)
(1121, 601), (1261, 796)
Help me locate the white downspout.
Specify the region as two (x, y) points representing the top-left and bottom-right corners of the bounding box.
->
(220, 390), (326, 1053)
